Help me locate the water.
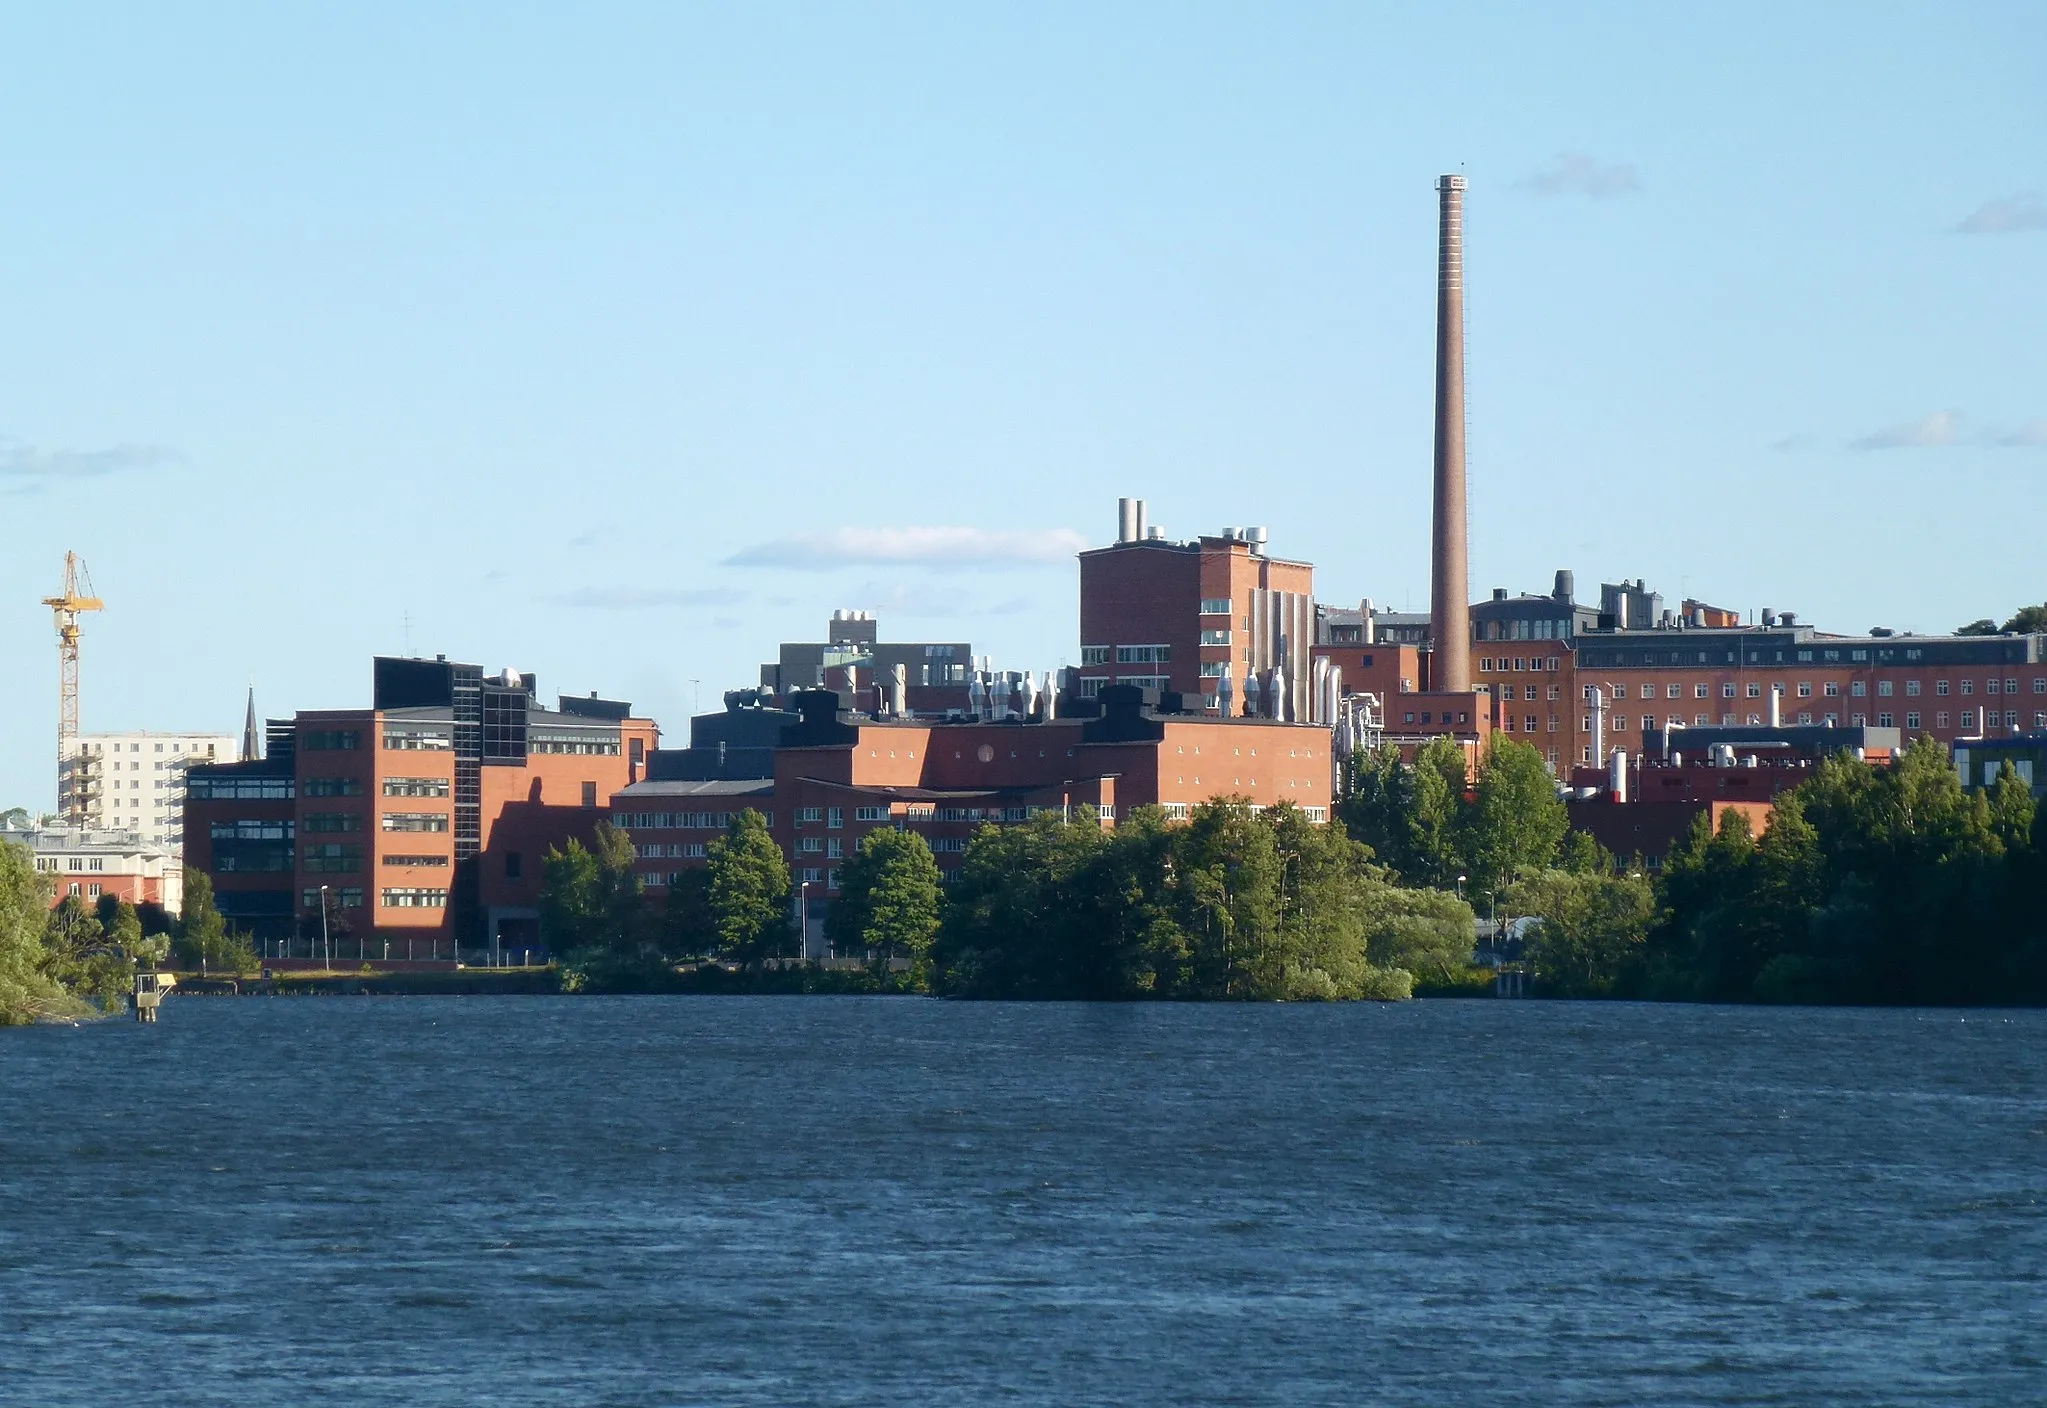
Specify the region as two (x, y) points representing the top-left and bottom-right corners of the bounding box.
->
(2, 998), (2042, 1405)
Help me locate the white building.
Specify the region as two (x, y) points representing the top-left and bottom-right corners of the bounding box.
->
(15, 825), (185, 914)
(58, 731), (236, 854)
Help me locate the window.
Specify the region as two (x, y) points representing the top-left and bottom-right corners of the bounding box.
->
(303, 887), (365, 909)
(382, 777), (449, 798)
(1797, 683), (1812, 698)
(1198, 629), (1232, 646)
(827, 807), (844, 829)
(2006, 679), (2019, 695)
(1198, 661), (1227, 677)
(798, 837), (823, 854)
(1850, 713), (1865, 726)
(798, 867), (824, 883)
(529, 731), (620, 756)
(795, 807), (823, 824)
(1960, 680), (1974, 695)
(1937, 712), (1950, 728)
(1116, 644), (1170, 664)
(1987, 678), (2001, 695)
(1936, 680), (1950, 695)
(384, 854), (449, 868)
(1694, 684), (1709, 698)
(1613, 717), (1628, 732)
(1850, 681), (1865, 697)
(304, 777), (363, 797)
(187, 775), (294, 800)
(504, 852), (522, 879)
(1747, 683), (1762, 698)
(1722, 684), (1736, 698)
(854, 806), (890, 822)
(581, 781), (598, 808)
(1666, 685), (1681, 700)
(381, 888), (448, 908)
(1825, 682), (1840, 697)
(382, 725), (451, 750)
(302, 843), (363, 874)
(1961, 710), (1976, 730)
(382, 813), (450, 833)
(1797, 712), (1813, 725)
(827, 838), (843, 859)
(1479, 657), (1494, 673)
(302, 729), (360, 751)
(1876, 680), (1892, 697)
(1906, 712), (1921, 730)
(302, 813), (361, 833)
(1080, 646), (1111, 666)
(2035, 679), (2046, 695)
(1907, 680), (1921, 696)
(1877, 713), (1893, 727)
(1199, 599), (1231, 616)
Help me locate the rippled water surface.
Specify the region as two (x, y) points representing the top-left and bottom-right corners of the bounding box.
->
(2, 997), (2043, 1405)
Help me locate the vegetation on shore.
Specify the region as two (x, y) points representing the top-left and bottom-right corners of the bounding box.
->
(542, 800), (1459, 1000)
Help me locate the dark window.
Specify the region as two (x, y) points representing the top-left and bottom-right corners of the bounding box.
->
(581, 781), (598, 808)
(303, 730), (360, 751)
(629, 737), (645, 765)
(505, 851), (523, 879)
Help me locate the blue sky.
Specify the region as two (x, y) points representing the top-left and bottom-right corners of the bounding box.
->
(2, 2), (2042, 810)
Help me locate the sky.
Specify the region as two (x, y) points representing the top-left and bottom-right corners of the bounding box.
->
(2, 2), (2042, 812)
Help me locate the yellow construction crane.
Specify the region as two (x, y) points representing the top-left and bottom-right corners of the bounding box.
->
(42, 552), (104, 744)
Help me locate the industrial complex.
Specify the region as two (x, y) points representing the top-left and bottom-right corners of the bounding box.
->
(13, 174), (2044, 962)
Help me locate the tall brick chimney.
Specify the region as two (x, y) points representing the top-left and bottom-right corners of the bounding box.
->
(1430, 174), (1472, 694)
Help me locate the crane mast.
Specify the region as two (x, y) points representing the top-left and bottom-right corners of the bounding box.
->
(42, 551), (105, 746)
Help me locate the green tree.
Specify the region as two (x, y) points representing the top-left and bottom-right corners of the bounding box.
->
(1512, 868), (1655, 997)
(0, 839), (76, 1024)
(1465, 736), (1569, 902)
(1361, 882), (1475, 986)
(1987, 761), (2037, 854)
(42, 897), (133, 1014)
(1956, 617), (2000, 636)
(2004, 603), (2047, 634)
(175, 868), (255, 974)
(827, 828), (943, 981)
(538, 823), (642, 959)
(707, 810), (793, 966)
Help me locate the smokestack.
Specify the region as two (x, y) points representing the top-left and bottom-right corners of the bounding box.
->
(1431, 174), (1472, 693)
(1117, 498), (1137, 544)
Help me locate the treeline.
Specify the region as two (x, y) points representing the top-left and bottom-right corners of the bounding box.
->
(0, 839), (263, 1023)
(1629, 738), (2046, 1004)
(1343, 732), (2047, 1005)
(542, 804), (1473, 1000)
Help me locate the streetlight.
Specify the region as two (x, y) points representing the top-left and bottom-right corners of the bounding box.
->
(798, 881), (810, 965)
(319, 885), (331, 970)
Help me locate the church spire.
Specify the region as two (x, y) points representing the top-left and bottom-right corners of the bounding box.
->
(241, 685), (261, 762)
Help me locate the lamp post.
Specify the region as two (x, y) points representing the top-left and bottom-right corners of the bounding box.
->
(319, 884), (331, 970)
(798, 881), (810, 965)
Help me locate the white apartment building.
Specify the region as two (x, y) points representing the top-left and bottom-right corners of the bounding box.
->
(58, 731), (237, 854)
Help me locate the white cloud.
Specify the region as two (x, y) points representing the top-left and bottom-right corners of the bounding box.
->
(1516, 153), (1640, 198)
(1851, 411), (1962, 450)
(0, 439), (182, 480)
(559, 587), (747, 609)
(1990, 419), (2047, 447)
(725, 525), (1088, 569)
(1956, 194), (2047, 234)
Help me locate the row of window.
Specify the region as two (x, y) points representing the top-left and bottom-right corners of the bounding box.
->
(1477, 656), (1564, 673)
(613, 810), (774, 830)
(187, 777), (294, 800)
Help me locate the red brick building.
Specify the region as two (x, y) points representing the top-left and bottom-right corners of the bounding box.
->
(1078, 499), (1316, 720)
(613, 685), (1333, 956)
(185, 656), (658, 963)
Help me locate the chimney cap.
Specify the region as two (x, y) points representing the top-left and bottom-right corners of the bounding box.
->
(1436, 174), (1468, 191)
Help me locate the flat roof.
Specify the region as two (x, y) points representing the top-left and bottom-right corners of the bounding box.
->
(612, 779), (775, 798)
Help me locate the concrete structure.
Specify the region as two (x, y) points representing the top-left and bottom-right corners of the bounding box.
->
(16, 825), (183, 911)
(1430, 174), (1472, 695)
(1078, 500), (1316, 720)
(58, 731), (236, 852)
(183, 656), (659, 961)
(759, 612), (974, 715)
